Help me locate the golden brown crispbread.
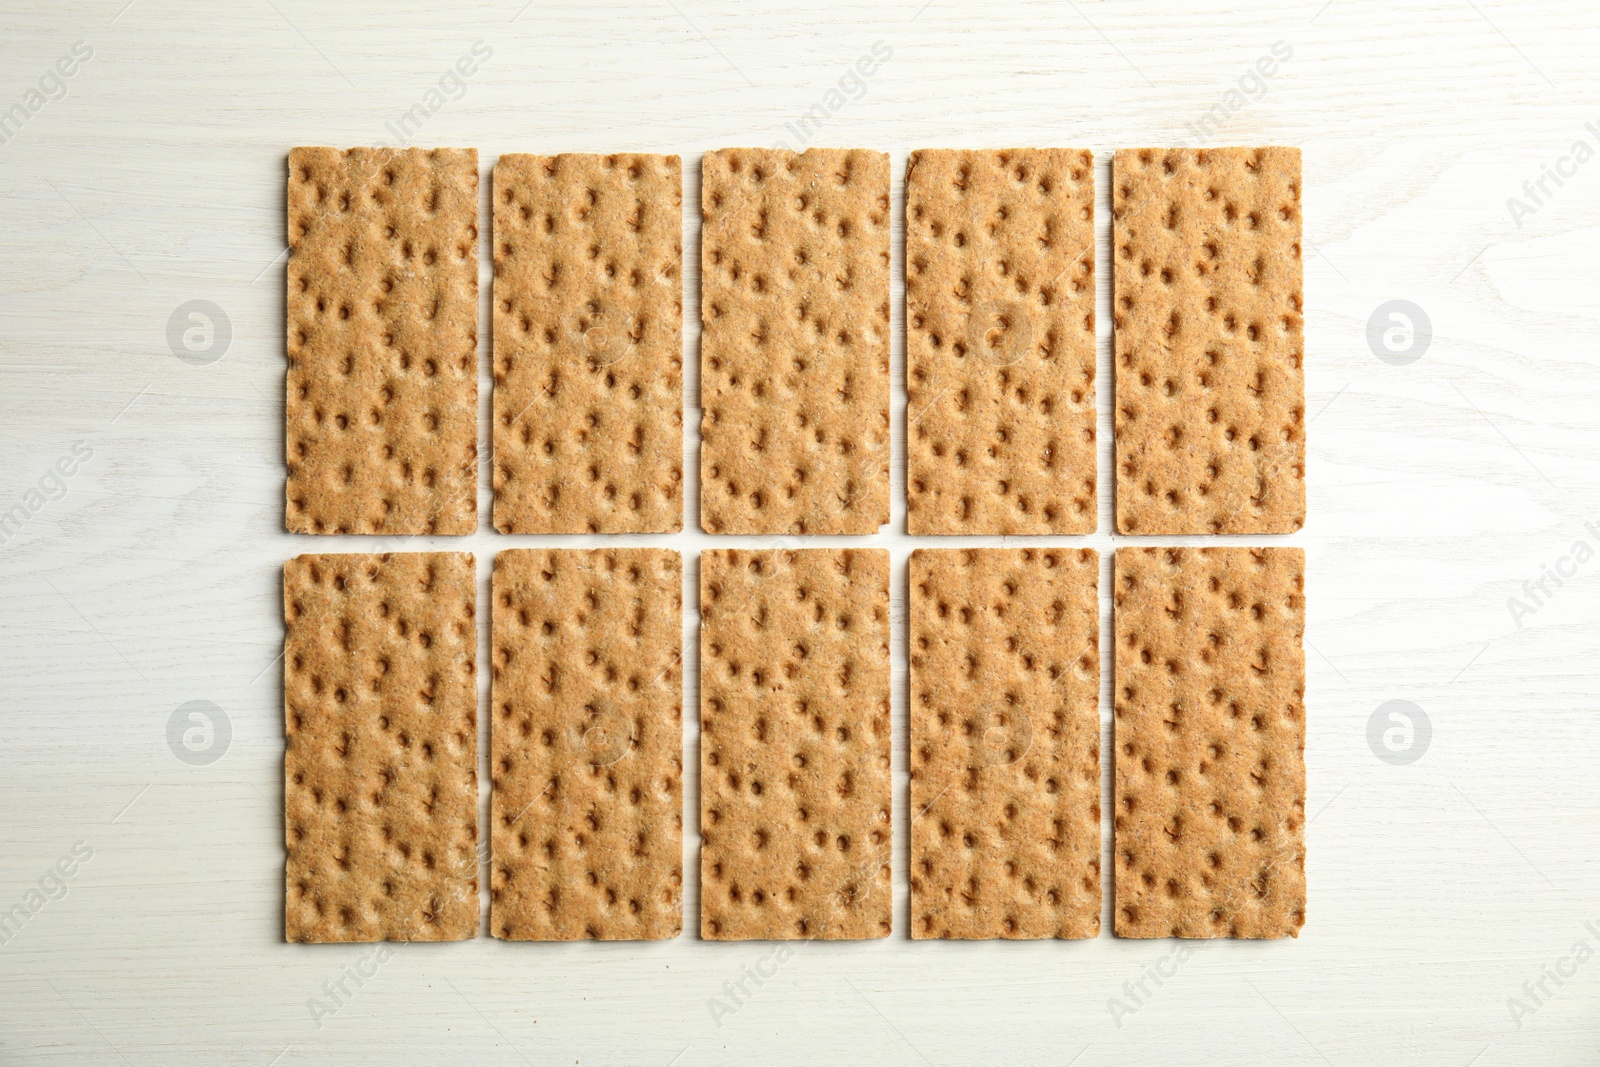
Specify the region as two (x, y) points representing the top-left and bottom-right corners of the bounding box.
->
(491, 154), (684, 533)
(700, 149), (891, 535)
(489, 549), (684, 940)
(284, 552), (478, 942)
(286, 148), (479, 535)
(1112, 547), (1306, 938)
(699, 549), (891, 939)
(1112, 147), (1305, 535)
(906, 149), (1097, 534)
(908, 549), (1101, 939)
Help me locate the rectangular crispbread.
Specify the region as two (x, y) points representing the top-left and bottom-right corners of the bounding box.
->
(1112, 147), (1305, 534)
(909, 548), (1101, 938)
(699, 549), (891, 939)
(489, 548), (684, 939)
(700, 149), (890, 535)
(906, 149), (1097, 534)
(286, 147), (479, 535)
(491, 153), (684, 533)
(284, 552), (478, 942)
(1112, 547), (1306, 938)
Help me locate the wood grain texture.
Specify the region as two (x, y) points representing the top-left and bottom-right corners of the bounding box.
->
(5, 1), (1600, 1064)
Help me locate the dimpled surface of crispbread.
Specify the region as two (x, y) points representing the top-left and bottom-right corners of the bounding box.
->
(284, 552), (478, 942)
(286, 147), (479, 535)
(492, 154), (684, 533)
(909, 548), (1101, 939)
(489, 548), (684, 940)
(906, 149), (1097, 534)
(700, 149), (890, 534)
(1113, 147), (1305, 535)
(1112, 547), (1306, 938)
(700, 549), (891, 939)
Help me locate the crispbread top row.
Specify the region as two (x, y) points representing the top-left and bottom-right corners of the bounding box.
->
(286, 145), (1303, 537)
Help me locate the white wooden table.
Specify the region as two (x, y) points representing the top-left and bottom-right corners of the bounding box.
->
(3, 1), (1598, 1063)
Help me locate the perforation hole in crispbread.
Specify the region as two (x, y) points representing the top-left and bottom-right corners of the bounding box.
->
(492, 154), (684, 533)
(284, 551), (478, 942)
(909, 548), (1101, 939)
(490, 548), (684, 939)
(1112, 147), (1304, 535)
(699, 549), (891, 938)
(906, 149), (1097, 534)
(286, 148), (479, 535)
(1112, 547), (1306, 938)
(700, 149), (891, 535)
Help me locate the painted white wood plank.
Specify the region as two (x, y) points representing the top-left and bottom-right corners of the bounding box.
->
(2, 1), (1599, 1063)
